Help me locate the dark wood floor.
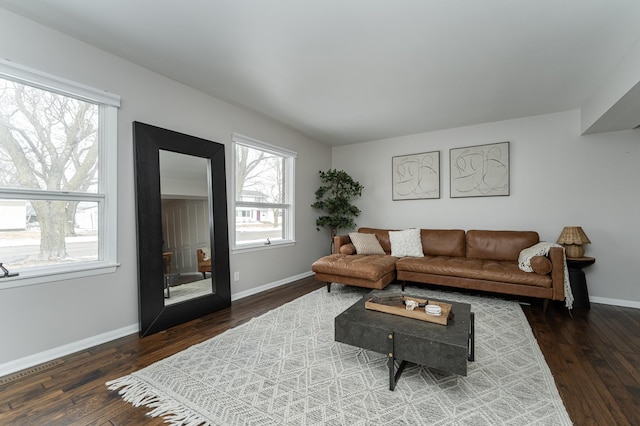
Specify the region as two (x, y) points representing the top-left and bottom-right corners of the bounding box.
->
(1, 277), (638, 425)
(523, 297), (640, 426)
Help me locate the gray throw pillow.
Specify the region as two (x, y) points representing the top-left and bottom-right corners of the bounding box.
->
(349, 232), (385, 255)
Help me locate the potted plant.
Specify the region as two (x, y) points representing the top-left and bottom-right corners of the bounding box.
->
(311, 169), (364, 252)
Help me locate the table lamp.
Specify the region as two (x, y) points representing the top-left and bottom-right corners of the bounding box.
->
(557, 226), (591, 258)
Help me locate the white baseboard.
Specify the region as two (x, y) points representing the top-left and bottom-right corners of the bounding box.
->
(231, 271), (314, 301)
(590, 296), (640, 309)
(0, 323), (139, 377)
(0, 270), (315, 378)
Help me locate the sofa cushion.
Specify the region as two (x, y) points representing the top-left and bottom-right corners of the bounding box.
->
(396, 256), (552, 288)
(466, 230), (539, 261)
(530, 255), (552, 274)
(420, 229), (466, 257)
(389, 228), (424, 258)
(339, 243), (356, 255)
(312, 254), (397, 281)
(349, 232), (385, 255)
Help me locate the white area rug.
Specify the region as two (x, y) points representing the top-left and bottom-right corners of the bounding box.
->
(107, 284), (572, 425)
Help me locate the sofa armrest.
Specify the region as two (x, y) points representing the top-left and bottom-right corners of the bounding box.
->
(549, 247), (566, 301)
(333, 234), (351, 254)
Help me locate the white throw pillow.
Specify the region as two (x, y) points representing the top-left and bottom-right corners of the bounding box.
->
(389, 228), (424, 258)
(349, 232), (386, 255)
(200, 247), (211, 261)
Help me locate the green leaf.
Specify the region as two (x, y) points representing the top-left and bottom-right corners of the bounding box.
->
(311, 169), (364, 243)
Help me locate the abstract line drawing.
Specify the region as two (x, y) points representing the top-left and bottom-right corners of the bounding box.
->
(392, 151), (440, 200)
(449, 142), (509, 198)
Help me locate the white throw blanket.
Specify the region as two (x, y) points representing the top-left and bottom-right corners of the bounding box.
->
(518, 242), (574, 309)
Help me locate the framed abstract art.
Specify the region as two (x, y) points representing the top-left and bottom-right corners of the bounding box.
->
(449, 141), (509, 198)
(392, 151), (440, 200)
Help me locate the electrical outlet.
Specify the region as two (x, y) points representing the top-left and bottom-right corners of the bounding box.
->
(234, 271), (240, 281)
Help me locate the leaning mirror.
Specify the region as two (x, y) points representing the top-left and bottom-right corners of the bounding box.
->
(133, 122), (230, 337)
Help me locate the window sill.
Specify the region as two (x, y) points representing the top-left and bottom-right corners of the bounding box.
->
(232, 240), (296, 254)
(0, 262), (120, 290)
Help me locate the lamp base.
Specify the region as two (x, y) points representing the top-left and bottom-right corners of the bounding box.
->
(564, 244), (585, 258)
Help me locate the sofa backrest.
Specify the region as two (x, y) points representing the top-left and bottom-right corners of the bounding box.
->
(358, 227), (466, 257)
(420, 229), (466, 257)
(466, 230), (539, 261)
(356, 227), (539, 261)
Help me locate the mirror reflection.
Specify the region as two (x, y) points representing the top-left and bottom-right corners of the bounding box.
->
(159, 150), (213, 305)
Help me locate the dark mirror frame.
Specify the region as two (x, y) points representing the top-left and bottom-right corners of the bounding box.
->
(133, 121), (231, 337)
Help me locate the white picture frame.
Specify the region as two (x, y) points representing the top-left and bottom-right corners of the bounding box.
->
(449, 141), (509, 198)
(392, 151), (440, 200)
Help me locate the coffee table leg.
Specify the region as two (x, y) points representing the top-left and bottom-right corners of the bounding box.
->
(468, 312), (475, 362)
(387, 332), (408, 391)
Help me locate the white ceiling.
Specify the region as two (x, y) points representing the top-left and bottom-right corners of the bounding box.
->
(1, 0), (639, 145)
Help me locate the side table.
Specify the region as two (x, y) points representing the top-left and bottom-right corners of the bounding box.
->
(566, 257), (595, 308)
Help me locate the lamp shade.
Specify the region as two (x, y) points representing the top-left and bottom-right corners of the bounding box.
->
(557, 226), (591, 257)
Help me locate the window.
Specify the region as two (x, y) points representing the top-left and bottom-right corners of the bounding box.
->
(232, 133), (296, 250)
(0, 59), (120, 287)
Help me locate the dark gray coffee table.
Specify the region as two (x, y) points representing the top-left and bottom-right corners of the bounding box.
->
(335, 292), (475, 390)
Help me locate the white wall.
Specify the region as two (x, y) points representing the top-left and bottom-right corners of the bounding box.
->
(333, 110), (640, 306)
(0, 9), (331, 371)
(581, 37), (640, 134)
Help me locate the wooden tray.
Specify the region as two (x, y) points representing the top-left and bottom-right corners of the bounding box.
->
(365, 296), (452, 325)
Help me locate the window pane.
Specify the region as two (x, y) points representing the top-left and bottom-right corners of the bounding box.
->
(232, 134), (295, 250)
(235, 144), (285, 204)
(235, 207), (285, 245)
(0, 78), (99, 193)
(0, 199), (99, 272)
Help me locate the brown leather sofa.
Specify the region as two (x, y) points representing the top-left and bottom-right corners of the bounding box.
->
(312, 227), (566, 308)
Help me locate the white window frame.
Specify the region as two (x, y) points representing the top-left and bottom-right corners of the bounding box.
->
(232, 133), (296, 252)
(0, 59), (120, 289)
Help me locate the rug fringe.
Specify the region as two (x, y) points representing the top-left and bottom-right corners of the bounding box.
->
(106, 376), (211, 425)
